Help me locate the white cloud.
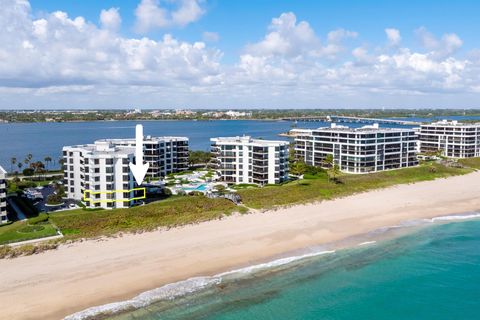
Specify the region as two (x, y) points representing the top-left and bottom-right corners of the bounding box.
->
(134, 0), (205, 33)
(100, 7), (121, 31)
(415, 27), (463, 58)
(0, 3), (479, 108)
(0, 0), (222, 90)
(202, 31), (219, 42)
(385, 28), (401, 46)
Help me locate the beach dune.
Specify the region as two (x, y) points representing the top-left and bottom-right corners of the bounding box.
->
(1, 171), (480, 320)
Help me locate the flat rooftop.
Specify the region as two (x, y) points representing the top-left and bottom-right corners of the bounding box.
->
(97, 136), (188, 144)
(421, 120), (480, 127)
(63, 142), (134, 156)
(292, 123), (416, 134)
(211, 136), (289, 146)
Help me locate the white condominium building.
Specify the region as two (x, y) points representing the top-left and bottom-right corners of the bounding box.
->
(293, 123), (418, 174)
(96, 136), (189, 179)
(210, 136), (289, 185)
(419, 120), (480, 158)
(63, 141), (136, 209)
(0, 166), (7, 223)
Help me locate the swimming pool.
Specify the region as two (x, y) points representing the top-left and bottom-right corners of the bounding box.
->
(182, 184), (208, 192)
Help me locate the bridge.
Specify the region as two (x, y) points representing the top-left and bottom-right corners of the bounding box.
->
(329, 116), (421, 126)
(282, 115), (421, 126)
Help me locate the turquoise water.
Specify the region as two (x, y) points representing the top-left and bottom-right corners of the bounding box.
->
(71, 218), (480, 320)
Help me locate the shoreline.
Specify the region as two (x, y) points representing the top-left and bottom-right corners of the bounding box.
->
(66, 211), (480, 320)
(1, 171), (480, 319)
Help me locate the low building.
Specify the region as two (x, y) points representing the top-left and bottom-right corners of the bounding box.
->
(419, 120), (480, 158)
(210, 136), (289, 185)
(63, 141), (136, 209)
(293, 123), (418, 174)
(0, 166), (7, 223)
(97, 136), (189, 179)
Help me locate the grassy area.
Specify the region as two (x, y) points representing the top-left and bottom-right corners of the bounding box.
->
(238, 162), (474, 209)
(0, 215), (58, 245)
(2, 158), (479, 255)
(230, 183), (259, 190)
(458, 157), (480, 169)
(49, 195), (237, 240)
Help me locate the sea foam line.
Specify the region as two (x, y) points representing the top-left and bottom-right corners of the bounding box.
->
(430, 212), (480, 222)
(64, 249), (335, 320)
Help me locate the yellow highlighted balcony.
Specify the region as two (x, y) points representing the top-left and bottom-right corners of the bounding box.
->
(83, 187), (146, 203)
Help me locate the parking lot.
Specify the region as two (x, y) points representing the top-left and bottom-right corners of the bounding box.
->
(27, 184), (78, 213)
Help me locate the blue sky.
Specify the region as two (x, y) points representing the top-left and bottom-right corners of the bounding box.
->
(1, 0), (480, 109)
(29, 0), (480, 59)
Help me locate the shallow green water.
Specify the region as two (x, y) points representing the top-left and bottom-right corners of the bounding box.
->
(78, 219), (480, 320)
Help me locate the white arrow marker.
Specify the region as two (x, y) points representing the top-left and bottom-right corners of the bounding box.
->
(129, 124), (149, 185)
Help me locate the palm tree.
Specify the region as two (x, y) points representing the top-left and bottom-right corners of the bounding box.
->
(10, 157), (16, 173)
(324, 154), (334, 168)
(328, 163), (341, 182)
(17, 162), (23, 174)
(44, 156), (52, 171)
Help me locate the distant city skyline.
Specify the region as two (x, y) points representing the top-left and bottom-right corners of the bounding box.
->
(1, 0), (480, 109)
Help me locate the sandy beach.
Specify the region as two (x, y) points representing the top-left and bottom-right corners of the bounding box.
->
(2, 171), (480, 320)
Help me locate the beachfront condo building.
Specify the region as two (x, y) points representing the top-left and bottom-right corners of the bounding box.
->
(0, 165), (7, 223)
(418, 120), (480, 158)
(96, 136), (189, 179)
(292, 123), (418, 174)
(210, 136), (289, 185)
(63, 141), (136, 209)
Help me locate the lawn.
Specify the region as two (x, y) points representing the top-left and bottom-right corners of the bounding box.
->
(0, 217), (58, 245)
(458, 157), (480, 169)
(49, 195), (237, 239)
(238, 162), (474, 209)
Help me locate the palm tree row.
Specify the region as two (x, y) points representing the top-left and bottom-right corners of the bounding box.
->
(10, 154), (56, 175)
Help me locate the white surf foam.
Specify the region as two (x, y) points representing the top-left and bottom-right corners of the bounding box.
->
(64, 249), (335, 320)
(430, 212), (480, 222)
(358, 241), (377, 246)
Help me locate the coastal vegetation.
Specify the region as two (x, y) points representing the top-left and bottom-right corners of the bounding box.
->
(1, 157), (480, 257)
(2, 108), (480, 123)
(48, 196), (238, 239)
(237, 161), (474, 209)
(0, 214), (58, 245)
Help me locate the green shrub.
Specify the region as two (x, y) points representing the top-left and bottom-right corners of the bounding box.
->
(28, 213), (49, 224)
(47, 194), (63, 205)
(18, 225), (45, 233)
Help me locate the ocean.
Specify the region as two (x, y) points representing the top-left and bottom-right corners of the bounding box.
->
(66, 215), (480, 320)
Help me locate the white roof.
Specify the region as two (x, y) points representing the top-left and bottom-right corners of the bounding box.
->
(211, 136), (289, 146)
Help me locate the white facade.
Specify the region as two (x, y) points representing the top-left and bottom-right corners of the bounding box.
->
(97, 136), (189, 179)
(0, 166), (7, 223)
(210, 136), (289, 185)
(419, 120), (480, 158)
(293, 123), (418, 174)
(63, 141), (135, 209)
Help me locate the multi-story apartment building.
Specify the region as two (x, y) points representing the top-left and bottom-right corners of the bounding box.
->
(96, 136), (189, 179)
(0, 165), (7, 223)
(63, 141), (136, 209)
(210, 136), (289, 185)
(293, 123), (418, 174)
(419, 120), (480, 158)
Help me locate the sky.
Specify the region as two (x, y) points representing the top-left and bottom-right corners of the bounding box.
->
(1, 0), (480, 109)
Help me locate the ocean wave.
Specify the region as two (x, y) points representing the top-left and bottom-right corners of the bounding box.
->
(358, 241), (377, 246)
(218, 250), (335, 277)
(430, 212), (480, 222)
(64, 249), (335, 320)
